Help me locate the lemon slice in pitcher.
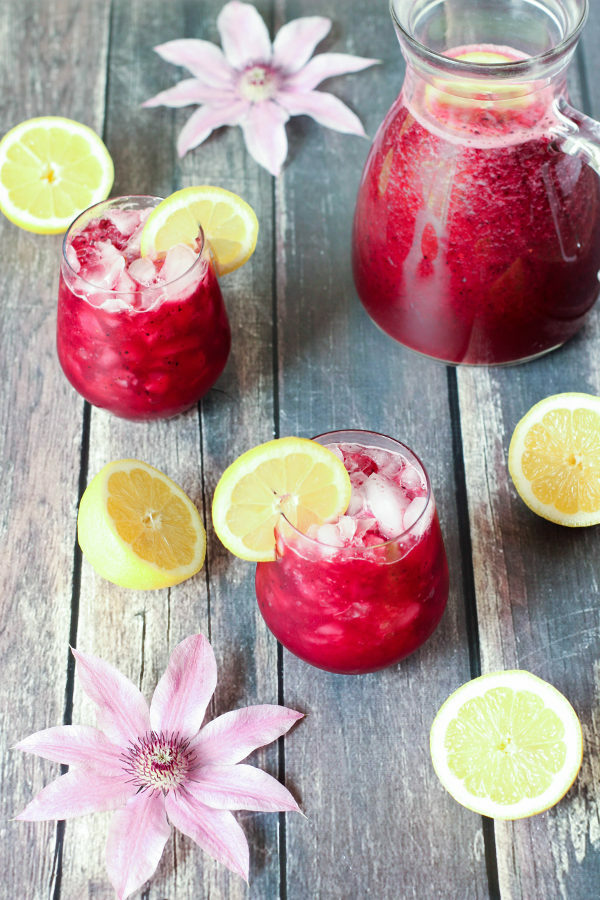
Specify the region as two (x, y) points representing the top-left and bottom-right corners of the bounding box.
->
(139, 185), (258, 275)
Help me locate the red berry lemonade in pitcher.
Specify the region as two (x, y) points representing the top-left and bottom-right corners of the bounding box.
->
(57, 196), (230, 420)
(352, 39), (600, 365)
(255, 431), (449, 674)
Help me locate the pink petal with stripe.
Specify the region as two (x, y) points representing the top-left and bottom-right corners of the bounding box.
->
(106, 792), (170, 900)
(188, 763), (301, 812)
(15, 770), (133, 821)
(72, 649), (150, 746)
(285, 53), (380, 91)
(165, 788), (249, 880)
(272, 17), (331, 74)
(218, 1), (272, 69)
(177, 100), (250, 156)
(14, 725), (123, 775)
(153, 39), (234, 86)
(142, 78), (236, 109)
(240, 100), (289, 175)
(191, 704), (303, 765)
(277, 89), (366, 135)
(150, 634), (217, 737)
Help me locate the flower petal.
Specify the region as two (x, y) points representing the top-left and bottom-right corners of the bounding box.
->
(188, 763), (301, 813)
(272, 17), (331, 75)
(15, 770), (132, 821)
(217, 1), (272, 69)
(72, 648), (150, 746)
(240, 101), (289, 176)
(142, 78), (236, 109)
(150, 634), (217, 737)
(277, 89), (366, 135)
(106, 792), (170, 900)
(165, 788), (249, 881)
(285, 53), (380, 91)
(191, 704), (303, 765)
(176, 100), (249, 157)
(153, 39), (234, 87)
(14, 725), (123, 775)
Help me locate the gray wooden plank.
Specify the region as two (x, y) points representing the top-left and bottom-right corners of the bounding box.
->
(0, 2), (112, 899)
(458, 5), (600, 896)
(277, 1), (489, 897)
(57, 1), (281, 897)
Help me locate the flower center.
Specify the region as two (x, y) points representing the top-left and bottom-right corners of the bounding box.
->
(122, 731), (195, 794)
(239, 65), (279, 102)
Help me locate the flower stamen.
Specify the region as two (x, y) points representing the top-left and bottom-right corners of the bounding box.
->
(121, 730), (196, 794)
(238, 65), (280, 102)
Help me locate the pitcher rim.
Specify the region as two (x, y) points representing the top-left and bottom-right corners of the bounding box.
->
(389, 0), (588, 73)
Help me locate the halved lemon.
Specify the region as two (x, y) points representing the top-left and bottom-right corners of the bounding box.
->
(424, 49), (531, 112)
(0, 116), (114, 234)
(211, 437), (352, 562)
(508, 392), (600, 526)
(139, 185), (258, 276)
(77, 459), (206, 590)
(430, 670), (583, 820)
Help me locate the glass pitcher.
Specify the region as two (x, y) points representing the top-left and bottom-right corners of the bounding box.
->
(352, 0), (600, 365)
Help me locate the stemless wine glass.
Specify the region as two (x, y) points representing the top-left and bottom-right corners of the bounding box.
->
(57, 195), (231, 420)
(353, 0), (600, 365)
(255, 430), (449, 674)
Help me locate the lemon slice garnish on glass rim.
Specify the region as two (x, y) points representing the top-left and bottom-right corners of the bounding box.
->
(211, 437), (352, 562)
(77, 459), (206, 590)
(139, 185), (259, 276)
(0, 116), (114, 234)
(430, 670), (583, 820)
(508, 392), (600, 526)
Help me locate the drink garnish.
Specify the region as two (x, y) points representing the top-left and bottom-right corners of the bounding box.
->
(211, 437), (352, 561)
(139, 185), (259, 275)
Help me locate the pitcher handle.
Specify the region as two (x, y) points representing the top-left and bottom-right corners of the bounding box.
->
(551, 97), (600, 175)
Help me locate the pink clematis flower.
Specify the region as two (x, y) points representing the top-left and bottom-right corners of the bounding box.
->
(15, 634), (303, 898)
(142, 0), (378, 175)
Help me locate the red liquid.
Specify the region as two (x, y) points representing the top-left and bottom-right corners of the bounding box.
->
(57, 203), (231, 420)
(255, 439), (449, 674)
(352, 54), (600, 365)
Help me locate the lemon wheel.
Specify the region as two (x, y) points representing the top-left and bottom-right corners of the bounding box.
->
(0, 116), (114, 234)
(211, 437), (352, 562)
(139, 185), (258, 275)
(430, 670), (583, 820)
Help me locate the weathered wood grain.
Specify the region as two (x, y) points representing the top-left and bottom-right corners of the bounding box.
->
(278, 2), (488, 897)
(57, 1), (282, 898)
(0, 3), (111, 899)
(457, 3), (600, 896)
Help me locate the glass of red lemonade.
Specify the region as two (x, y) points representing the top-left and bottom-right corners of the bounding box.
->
(255, 430), (449, 674)
(57, 195), (231, 420)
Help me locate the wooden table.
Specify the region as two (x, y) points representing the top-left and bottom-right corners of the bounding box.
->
(2, 1), (600, 897)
